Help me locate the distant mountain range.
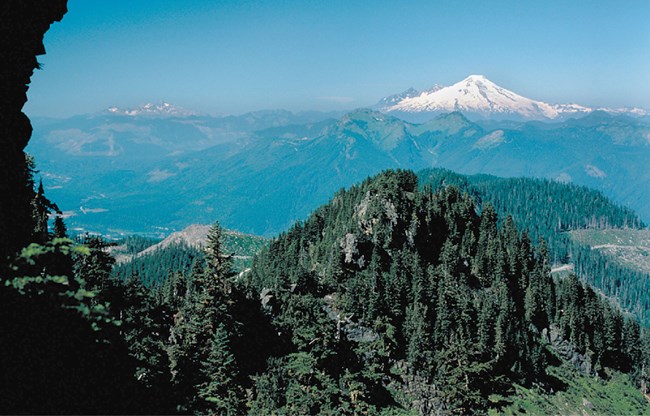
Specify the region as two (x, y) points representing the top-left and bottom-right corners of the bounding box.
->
(106, 102), (199, 117)
(376, 75), (648, 122)
(28, 103), (650, 237)
(81, 75), (650, 124)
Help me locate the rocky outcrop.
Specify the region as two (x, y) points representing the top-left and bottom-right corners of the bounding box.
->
(389, 361), (446, 416)
(340, 232), (364, 266)
(0, 0), (67, 262)
(543, 325), (595, 376)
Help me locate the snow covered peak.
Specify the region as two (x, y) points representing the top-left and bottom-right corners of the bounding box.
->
(464, 74), (488, 82)
(384, 75), (563, 120)
(380, 75), (650, 121)
(107, 102), (197, 117)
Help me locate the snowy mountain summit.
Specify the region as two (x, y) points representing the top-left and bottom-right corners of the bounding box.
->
(375, 85), (443, 108)
(380, 75), (645, 121)
(107, 102), (197, 117)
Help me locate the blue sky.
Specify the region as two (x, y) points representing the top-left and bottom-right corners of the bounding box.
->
(25, 0), (650, 117)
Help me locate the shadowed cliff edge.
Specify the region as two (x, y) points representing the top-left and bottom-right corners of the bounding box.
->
(0, 0), (67, 262)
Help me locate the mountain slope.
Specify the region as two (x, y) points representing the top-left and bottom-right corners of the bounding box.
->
(111, 225), (268, 286)
(32, 109), (650, 238)
(569, 228), (650, 274)
(28, 107), (342, 165)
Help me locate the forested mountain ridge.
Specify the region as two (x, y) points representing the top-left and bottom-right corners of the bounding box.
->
(133, 224), (267, 259)
(244, 169), (650, 414)
(417, 169), (650, 325)
(6, 162), (650, 414)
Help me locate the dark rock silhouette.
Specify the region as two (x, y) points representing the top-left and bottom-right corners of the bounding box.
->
(0, 5), (175, 414)
(0, 0), (67, 262)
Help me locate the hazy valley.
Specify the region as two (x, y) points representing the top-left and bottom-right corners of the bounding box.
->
(28, 78), (650, 238)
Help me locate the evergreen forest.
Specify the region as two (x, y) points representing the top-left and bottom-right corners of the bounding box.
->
(5, 165), (650, 414)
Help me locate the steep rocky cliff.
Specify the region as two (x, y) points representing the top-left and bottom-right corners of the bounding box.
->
(0, 0), (67, 262)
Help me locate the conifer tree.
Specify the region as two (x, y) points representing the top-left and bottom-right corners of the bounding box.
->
(30, 179), (58, 244)
(168, 221), (244, 413)
(198, 323), (244, 415)
(53, 214), (67, 238)
(74, 235), (115, 295)
(404, 300), (432, 377)
(205, 221), (234, 295)
(120, 275), (172, 391)
(435, 332), (490, 414)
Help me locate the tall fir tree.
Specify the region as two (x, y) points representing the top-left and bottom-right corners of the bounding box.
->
(168, 221), (244, 414)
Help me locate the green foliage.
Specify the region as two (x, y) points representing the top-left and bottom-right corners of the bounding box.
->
(491, 365), (650, 416)
(219, 229), (268, 259)
(73, 234), (116, 295)
(1, 236), (164, 413)
(7, 238), (107, 324)
(434, 333), (492, 414)
(198, 324), (243, 415)
(53, 214), (68, 238)
(121, 235), (162, 255)
(30, 179), (60, 244)
(111, 228), (268, 287)
(118, 275), (172, 391)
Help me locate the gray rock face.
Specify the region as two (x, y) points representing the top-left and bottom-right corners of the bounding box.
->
(260, 288), (275, 311)
(388, 361), (446, 416)
(355, 191), (399, 238)
(339, 232), (366, 268)
(544, 325), (595, 376)
(340, 233), (359, 264)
